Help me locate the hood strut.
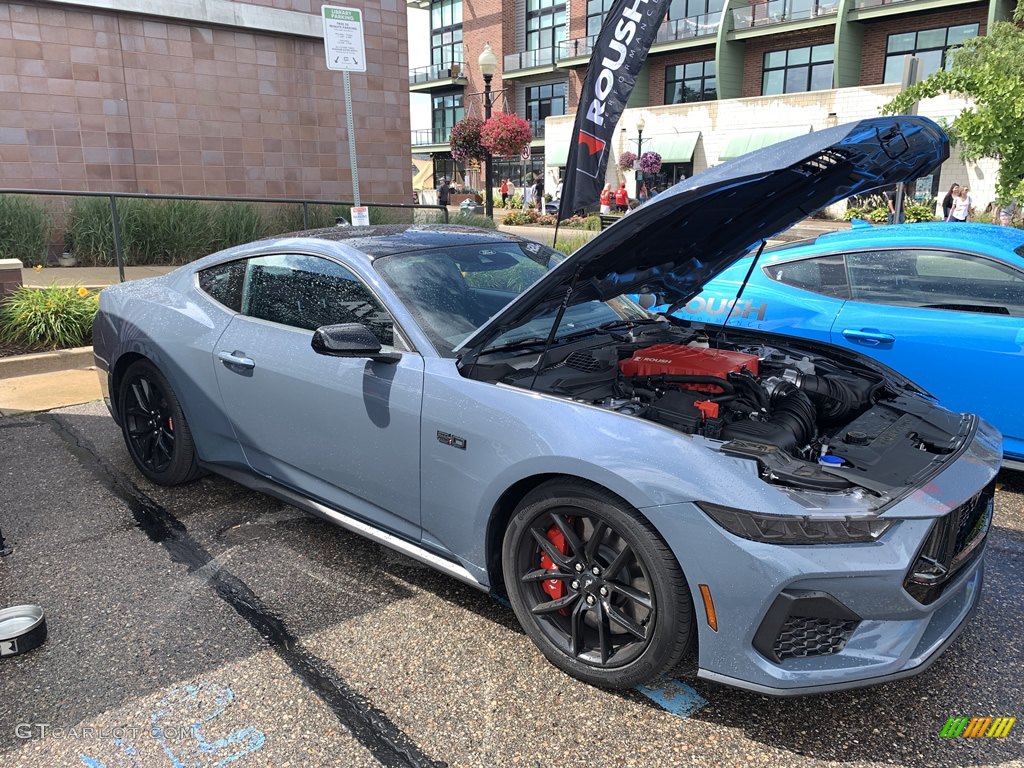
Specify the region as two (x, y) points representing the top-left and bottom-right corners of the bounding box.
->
(529, 264), (584, 391)
(715, 238), (768, 343)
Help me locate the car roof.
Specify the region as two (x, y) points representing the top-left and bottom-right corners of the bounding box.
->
(808, 221), (1024, 255)
(270, 224), (532, 259)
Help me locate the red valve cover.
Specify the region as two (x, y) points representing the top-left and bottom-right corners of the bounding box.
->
(619, 344), (759, 392)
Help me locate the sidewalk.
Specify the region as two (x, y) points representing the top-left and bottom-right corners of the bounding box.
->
(23, 264), (176, 289)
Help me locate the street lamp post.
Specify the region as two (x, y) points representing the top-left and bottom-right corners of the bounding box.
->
(478, 43), (498, 219)
(633, 117), (646, 199)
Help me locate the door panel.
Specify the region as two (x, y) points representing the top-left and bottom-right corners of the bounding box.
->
(831, 300), (1023, 453)
(213, 316), (425, 538)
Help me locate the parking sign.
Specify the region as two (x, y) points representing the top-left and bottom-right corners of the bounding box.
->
(322, 6), (366, 72)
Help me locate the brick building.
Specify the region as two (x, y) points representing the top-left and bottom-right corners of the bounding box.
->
(409, 0), (1014, 205)
(0, 0), (412, 202)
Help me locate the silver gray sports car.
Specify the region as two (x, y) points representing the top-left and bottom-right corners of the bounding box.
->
(94, 116), (1000, 696)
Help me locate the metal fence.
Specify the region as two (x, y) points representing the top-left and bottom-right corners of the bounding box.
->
(0, 189), (447, 283)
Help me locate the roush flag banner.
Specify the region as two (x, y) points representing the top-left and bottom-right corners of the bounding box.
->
(558, 0), (669, 219)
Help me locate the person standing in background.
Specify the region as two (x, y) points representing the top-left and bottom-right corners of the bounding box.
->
(941, 183), (960, 221)
(437, 177), (451, 208)
(947, 186), (972, 222)
(614, 183), (629, 213)
(599, 185), (612, 214)
(500, 179), (509, 208)
(993, 199), (1019, 226)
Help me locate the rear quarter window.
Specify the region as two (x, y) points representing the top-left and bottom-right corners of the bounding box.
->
(198, 261), (245, 312)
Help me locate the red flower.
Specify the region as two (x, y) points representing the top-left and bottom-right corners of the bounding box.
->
(449, 118), (485, 162)
(480, 112), (533, 157)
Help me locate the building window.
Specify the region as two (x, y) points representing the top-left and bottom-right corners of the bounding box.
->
(586, 0), (615, 37)
(883, 24), (979, 83)
(432, 92), (463, 144)
(430, 0), (463, 67)
(526, 82), (566, 137)
(527, 0), (567, 52)
(762, 43), (833, 95)
(665, 61), (716, 103)
(668, 0), (725, 20)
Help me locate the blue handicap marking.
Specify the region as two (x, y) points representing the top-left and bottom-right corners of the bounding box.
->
(636, 679), (707, 719)
(81, 681), (264, 768)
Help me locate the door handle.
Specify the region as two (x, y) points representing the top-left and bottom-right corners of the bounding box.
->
(841, 328), (895, 346)
(218, 350), (255, 369)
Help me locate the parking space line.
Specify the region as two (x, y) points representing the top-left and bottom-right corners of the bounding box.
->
(43, 413), (444, 768)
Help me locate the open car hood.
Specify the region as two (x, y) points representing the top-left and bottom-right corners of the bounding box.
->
(457, 116), (947, 355)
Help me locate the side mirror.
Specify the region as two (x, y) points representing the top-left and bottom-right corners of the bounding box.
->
(311, 323), (401, 363)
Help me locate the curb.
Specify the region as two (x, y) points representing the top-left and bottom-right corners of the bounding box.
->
(0, 346), (95, 379)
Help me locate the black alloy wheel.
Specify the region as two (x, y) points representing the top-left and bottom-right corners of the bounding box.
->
(503, 479), (693, 689)
(118, 360), (200, 486)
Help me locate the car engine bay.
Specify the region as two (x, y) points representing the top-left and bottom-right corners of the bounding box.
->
(468, 321), (972, 497)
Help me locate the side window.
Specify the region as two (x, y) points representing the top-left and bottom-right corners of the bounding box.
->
(198, 260), (245, 311)
(848, 249), (1024, 317)
(241, 254), (396, 344)
(763, 254), (849, 299)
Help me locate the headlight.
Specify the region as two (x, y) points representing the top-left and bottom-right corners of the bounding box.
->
(697, 502), (894, 545)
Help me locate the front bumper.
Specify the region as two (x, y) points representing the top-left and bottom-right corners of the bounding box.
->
(642, 418), (1000, 696)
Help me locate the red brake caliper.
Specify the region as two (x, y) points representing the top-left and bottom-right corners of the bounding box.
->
(539, 521), (572, 612)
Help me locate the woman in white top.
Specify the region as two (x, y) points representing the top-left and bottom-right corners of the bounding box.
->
(947, 187), (972, 222)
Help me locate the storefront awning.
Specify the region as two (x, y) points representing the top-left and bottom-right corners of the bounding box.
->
(718, 127), (812, 161)
(648, 132), (701, 163)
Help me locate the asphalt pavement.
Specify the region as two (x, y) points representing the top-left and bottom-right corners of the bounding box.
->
(1, 401), (1023, 768)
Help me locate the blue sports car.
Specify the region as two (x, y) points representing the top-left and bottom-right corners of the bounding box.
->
(682, 221), (1024, 468)
(93, 117), (1000, 696)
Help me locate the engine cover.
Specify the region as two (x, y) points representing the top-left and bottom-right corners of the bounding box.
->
(619, 344), (759, 392)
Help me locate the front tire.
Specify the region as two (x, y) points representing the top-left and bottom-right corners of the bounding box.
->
(502, 479), (693, 689)
(118, 359), (200, 486)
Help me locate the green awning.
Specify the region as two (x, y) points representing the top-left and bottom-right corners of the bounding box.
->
(718, 127), (812, 161)
(544, 124), (572, 167)
(648, 132), (701, 163)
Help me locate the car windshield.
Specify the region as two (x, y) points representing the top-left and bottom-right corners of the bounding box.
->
(374, 241), (649, 357)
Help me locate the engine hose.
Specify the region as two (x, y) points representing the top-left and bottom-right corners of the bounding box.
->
(798, 375), (862, 421)
(628, 374), (735, 394)
(729, 372), (769, 410)
(769, 383), (817, 446)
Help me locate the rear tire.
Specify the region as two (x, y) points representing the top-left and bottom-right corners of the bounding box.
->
(502, 479), (693, 689)
(118, 359), (200, 486)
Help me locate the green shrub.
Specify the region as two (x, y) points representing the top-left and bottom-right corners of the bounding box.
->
(212, 203), (266, 249)
(0, 284), (98, 349)
(0, 195), (50, 266)
(448, 213), (497, 229)
(843, 207), (866, 221)
(141, 199), (213, 264)
(865, 206), (889, 223)
(905, 204), (936, 223)
(265, 205), (308, 236)
(560, 214), (602, 230)
(67, 197), (118, 266)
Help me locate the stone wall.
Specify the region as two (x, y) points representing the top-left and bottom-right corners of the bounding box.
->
(0, 0), (411, 202)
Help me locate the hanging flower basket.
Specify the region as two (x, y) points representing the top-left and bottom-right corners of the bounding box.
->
(449, 117), (485, 163)
(617, 151), (637, 172)
(480, 112), (533, 157)
(638, 151), (662, 175)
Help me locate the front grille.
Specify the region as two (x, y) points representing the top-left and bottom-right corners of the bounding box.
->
(904, 481), (994, 605)
(773, 616), (859, 660)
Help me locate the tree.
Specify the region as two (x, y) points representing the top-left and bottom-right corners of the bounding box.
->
(882, 2), (1024, 202)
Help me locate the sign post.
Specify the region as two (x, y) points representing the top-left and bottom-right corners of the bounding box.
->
(322, 6), (367, 221)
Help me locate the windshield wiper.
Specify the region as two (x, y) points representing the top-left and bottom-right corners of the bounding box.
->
(480, 336), (550, 354)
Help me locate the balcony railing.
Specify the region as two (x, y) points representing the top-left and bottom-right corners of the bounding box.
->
(504, 47), (559, 72)
(557, 36), (597, 61)
(852, 0), (915, 9)
(412, 128), (453, 147)
(732, 0), (838, 28)
(656, 13), (721, 42)
(409, 61), (466, 86)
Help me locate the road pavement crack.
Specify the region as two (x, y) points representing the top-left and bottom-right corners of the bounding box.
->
(41, 413), (445, 768)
